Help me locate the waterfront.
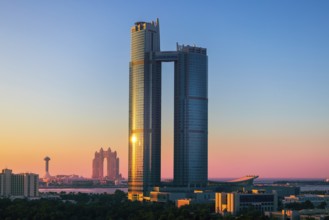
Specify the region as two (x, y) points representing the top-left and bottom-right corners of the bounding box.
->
(301, 185), (329, 192)
(39, 185), (329, 194)
(39, 187), (128, 194)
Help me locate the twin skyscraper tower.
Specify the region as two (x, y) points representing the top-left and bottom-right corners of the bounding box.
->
(128, 19), (208, 200)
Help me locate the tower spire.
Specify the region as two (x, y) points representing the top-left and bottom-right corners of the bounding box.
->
(43, 156), (51, 179)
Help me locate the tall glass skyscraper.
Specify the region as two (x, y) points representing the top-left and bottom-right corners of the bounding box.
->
(129, 19), (208, 200)
(174, 45), (208, 187)
(129, 19), (161, 201)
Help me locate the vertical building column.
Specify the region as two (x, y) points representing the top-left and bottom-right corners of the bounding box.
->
(129, 19), (161, 200)
(174, 45), (208, 187)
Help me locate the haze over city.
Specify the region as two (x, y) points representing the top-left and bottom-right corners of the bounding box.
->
(1, 1), (328, 179)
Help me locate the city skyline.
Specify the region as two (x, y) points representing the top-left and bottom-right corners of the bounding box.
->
(0, 1), (328, 179)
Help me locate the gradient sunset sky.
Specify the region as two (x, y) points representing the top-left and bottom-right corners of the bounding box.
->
(1, 1), (328, 179)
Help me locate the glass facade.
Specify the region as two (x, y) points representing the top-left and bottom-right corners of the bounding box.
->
(174, 45), (208, 187)
(129, 20), (161, 200)
(129, 20), (208, 200)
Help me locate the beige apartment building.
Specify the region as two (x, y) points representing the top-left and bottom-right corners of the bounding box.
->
(216, 190), (278, 215)
(0, 169), (39, 197)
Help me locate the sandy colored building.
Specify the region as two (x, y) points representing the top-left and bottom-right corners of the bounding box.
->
(215, 190), (278, 215)
(0, 169), (39, 197)
(92, 147), (120, 180)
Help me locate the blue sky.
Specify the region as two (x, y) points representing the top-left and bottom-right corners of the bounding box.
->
(0, 1), (328, 178)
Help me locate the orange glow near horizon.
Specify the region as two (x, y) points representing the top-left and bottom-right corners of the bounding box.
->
(1, 129), (328, 179)
(1, 92), (328, 179)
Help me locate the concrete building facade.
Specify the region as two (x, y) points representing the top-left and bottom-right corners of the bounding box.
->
(266, 209), (329, 220)
(283, 194), (329, 207)
(215, 190), (278, 215)
(0, 169), (39, 197)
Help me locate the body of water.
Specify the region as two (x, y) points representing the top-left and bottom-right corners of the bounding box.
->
(39, 188), (128, 194)
(39, 179), (329, 194)
(210, 178), (326, 184)
(300, 185), (329, 192)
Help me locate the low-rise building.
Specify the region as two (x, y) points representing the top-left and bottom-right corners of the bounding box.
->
(266, 209), (329, 220)
(215, 190), (278, 215)
(150, 187), (187, 202)
(0, 169), (39, 197)
(284, 194), (329, 207)
(253, 184), (300, 198)
(150, 187), (215, 204)
(176, 199), (192, 208)
(265, 210), (300, 220)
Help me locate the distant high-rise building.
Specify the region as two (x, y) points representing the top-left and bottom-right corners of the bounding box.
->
(128, 19), (208, 200)
(92, 147), (120, 180)
(0, 169), (39, 197)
